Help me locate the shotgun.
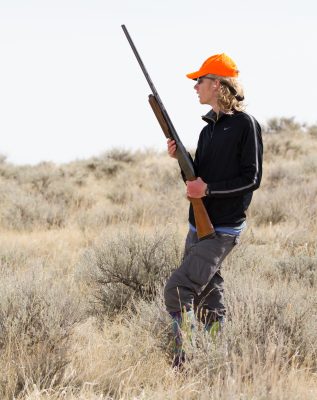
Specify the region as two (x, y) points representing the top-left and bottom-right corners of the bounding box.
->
(121, 25), (215, 239)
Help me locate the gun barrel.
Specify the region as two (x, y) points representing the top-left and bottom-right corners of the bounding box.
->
(121, 25), (160, 101)
(121, 25), (182, 144)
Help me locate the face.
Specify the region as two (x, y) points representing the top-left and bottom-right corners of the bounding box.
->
(194, 76), (220, 107)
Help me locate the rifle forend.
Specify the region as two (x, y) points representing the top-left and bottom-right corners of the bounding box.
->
(122, 24), (215, 239)
(148, 95), (196, 181)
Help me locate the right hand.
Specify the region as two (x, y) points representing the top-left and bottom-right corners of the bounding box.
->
(167, 139), (177, 159)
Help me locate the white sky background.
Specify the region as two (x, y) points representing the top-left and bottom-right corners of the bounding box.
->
(0, 0), (316, 165)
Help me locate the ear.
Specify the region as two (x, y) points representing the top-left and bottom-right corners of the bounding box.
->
(213, 79), (221, 89)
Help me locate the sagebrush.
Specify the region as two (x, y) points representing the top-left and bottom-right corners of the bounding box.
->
(0, 119), (317, 399)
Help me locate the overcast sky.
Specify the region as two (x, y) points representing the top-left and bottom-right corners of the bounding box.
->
(0, 0), (316, 165)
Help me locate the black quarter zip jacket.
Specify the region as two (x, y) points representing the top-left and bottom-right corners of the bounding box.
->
(188, 110), (263, 228)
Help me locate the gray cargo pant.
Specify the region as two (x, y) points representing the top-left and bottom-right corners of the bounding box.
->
(164, 229), (238, 323)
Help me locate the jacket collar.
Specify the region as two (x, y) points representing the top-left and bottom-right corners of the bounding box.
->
(201, 109), (228, 123)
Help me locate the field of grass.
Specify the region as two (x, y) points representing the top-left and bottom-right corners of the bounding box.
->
(0, 118), (317, 399)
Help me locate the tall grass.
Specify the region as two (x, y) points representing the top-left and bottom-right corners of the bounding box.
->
(0, 119), (316, 399)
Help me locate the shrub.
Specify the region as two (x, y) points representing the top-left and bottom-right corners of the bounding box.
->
(80, 227), (183, 317)
(105, 148), (137, 163)
(264, 117), (302, 134)
(0, 272), (83, 398)
(308, 124), (317, 137)
(274, 255), (317, 287)
(225, 276), (317, 370)
(83, 149), (138, 180)
(264, 137), (302, 160)
(0, 185), (68, 230)
(251, 197), (286, 225)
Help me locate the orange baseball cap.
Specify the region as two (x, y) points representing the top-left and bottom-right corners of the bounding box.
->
(186, 53), (239, 79)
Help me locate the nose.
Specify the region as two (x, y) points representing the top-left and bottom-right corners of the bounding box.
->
(194, 82), (199, 91)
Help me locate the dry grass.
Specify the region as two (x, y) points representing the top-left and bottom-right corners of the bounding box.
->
(0, 119), (317, 399)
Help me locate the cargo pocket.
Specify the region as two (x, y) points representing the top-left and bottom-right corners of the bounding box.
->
(183, 240), (221, 294)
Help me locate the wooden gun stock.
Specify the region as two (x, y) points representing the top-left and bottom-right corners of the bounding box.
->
(149, 95), (215, 240)
(189, 198), (215, 239)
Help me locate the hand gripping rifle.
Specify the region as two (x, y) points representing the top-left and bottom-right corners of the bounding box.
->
(121, 25), (215, 240)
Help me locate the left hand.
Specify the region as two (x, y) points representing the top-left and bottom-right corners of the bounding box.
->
(186, 177), (207, 198)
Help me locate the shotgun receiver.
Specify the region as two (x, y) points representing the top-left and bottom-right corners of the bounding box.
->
(121, 25), (215, 239)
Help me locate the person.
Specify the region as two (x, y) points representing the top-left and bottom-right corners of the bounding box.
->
(164, 53), (263, 368)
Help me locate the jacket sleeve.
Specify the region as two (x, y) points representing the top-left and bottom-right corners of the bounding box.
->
(206, 115), (263, 198)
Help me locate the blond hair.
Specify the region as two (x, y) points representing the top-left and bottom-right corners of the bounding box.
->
(206, 74), (245, 113)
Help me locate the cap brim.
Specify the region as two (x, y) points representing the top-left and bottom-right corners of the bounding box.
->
(186, 71), (201, 80)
